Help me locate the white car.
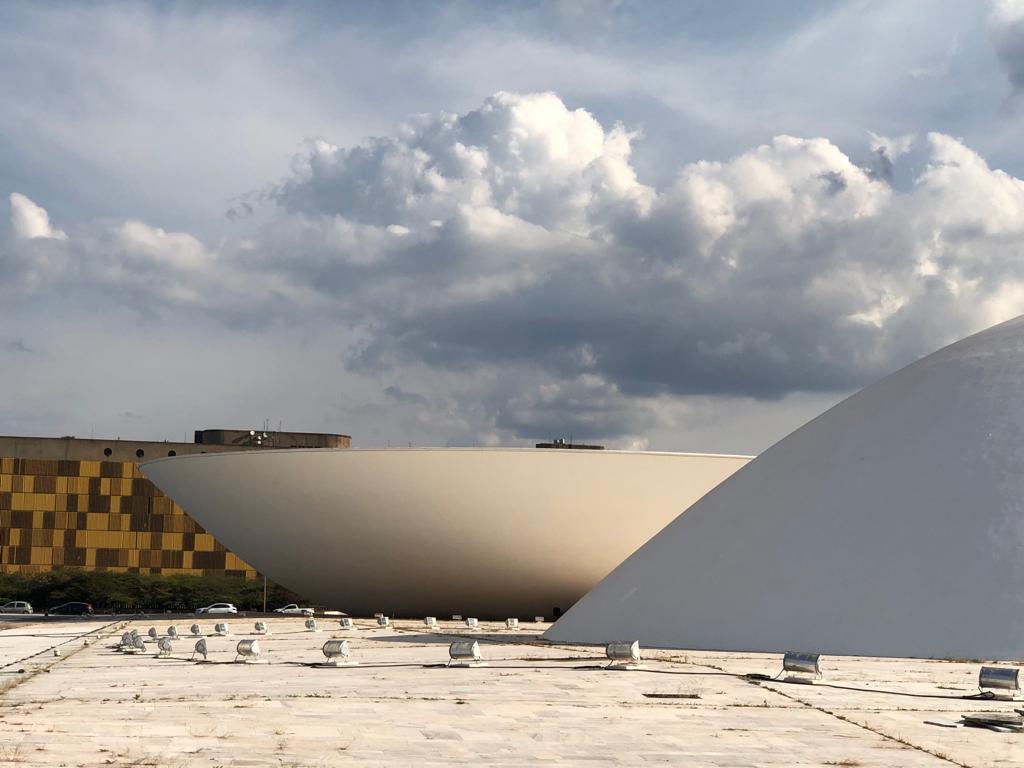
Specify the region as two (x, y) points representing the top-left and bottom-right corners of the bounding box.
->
(0, 600), (33, 614)
(274, 603), (314, 616)
(195, 603), (238, 615)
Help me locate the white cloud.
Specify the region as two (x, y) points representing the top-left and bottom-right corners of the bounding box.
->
(9, 193), (66, 240)
(6, 91), (1024, 449)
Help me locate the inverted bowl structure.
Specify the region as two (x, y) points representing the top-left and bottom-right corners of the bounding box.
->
(142, 448), (749, 618)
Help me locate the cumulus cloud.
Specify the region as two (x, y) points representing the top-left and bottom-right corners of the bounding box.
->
(7, 92), (1024, 447)
(991, 0), (1024, 92)
(9, 193), (66, 240)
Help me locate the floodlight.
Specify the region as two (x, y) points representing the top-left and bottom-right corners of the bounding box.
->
(452, 614), (462, 621)
(448, 640), (486, 667)
(781, 651), (822, 683)
(505, 618), (519, 630)
(321, 639), (357, 667)
(979, 666), (1021, 700)
(465, 617), (478, 628)
(424, 616), (437, 628)
(214, 623), (230, 636)
(254, 621), (269, 635)
(305, 618), (319, 632)
(156, 637), (173, 657)
(234, 639), (265, 663)
(339, 617), (354, 629)
(190, 624), (202, 636)
(167, 626), (179, 639)
(534, 616), (545, 623)
(192, 638), (208, 661)
(605, 641), (642, 670)
(147, 627), (158, 641)
(376, 616), (389, 627)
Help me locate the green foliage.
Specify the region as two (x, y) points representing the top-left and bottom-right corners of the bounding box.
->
(0, 568), (304, 613)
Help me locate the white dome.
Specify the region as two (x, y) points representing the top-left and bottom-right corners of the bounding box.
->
(546, 317), (1024, 660)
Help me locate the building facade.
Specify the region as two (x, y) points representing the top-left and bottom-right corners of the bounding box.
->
(0, 429), (351, 578)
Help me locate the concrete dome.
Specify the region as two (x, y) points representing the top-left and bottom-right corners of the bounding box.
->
(546, 317), (1024, 660)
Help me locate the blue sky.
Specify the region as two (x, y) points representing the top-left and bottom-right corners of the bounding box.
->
(2, 0), (1024, 452)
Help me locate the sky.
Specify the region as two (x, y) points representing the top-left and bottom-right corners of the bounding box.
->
(2, 0), (1024, 454)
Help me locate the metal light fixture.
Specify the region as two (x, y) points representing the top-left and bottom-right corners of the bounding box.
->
(321, 640), (357, 667)
(339, 617), (354, 629)
(782, 651), (822, 683)
(192, 638), (208, 661)
(190, 624), (202, 636)
(305, 618), (319, 632)
(451, 614), (462, 621)
(534, 616), (545, 623)
(214, 623), (230, 636)
(234, 639), (265, 663)
(448, 640), (486, 667)
(376, 616), (389, 627)
(605, 641), (642, 670)
(465, 617), (479, 628)
(505, 618), (519, 630)
(979, 666), (1021, 700)
(424, 616), (437, 628)
(254, 621), (269, 635)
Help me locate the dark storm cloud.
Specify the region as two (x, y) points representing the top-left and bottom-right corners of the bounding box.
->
(991, 2), (1024, 91)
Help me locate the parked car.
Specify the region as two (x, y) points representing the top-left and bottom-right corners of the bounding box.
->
(195, 603), (238, 614)
(45, 602), (94, 616)
(0, 600), (33, 614)
(273, 603), (314, 616)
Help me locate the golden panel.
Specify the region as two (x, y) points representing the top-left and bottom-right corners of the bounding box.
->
(0, 455), (259, 583)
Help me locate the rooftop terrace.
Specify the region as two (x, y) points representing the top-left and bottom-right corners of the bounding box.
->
(0, 617), (1020, 766)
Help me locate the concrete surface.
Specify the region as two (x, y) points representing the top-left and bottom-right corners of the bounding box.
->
(0, 617), (1020, 766)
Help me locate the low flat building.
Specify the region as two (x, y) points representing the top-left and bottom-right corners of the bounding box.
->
(0, 429), (350, 579)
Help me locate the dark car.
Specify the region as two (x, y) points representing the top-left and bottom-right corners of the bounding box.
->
(45, 602), (94, 616)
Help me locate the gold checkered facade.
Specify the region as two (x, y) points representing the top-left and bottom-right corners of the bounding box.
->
(0, 456), (256, 578)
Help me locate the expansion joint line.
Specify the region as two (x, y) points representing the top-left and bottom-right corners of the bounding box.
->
(0, 619), (123, 699)
(755, 682), (973, 768)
